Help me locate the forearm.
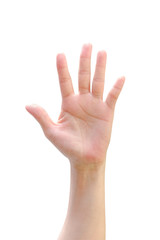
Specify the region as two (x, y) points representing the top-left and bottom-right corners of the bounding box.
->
(58, 161), (106, 240)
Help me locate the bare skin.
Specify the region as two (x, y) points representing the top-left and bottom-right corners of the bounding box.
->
(25, 43), (125, 239)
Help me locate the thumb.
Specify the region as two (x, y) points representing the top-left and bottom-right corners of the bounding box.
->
(105, 76), (125, 110)
(25, 104), (55, 135)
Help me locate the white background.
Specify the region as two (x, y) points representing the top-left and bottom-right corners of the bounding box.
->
(0, 0), (160, 239)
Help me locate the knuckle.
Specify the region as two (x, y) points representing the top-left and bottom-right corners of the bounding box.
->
(93, 77), (103, 82)
(79, 70), (90, 76)
(60, 77), (70, 83)
(109, 91), (117, 101)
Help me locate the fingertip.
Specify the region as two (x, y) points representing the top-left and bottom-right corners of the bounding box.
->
(25, 105), (31, 112)
(82, 43), (92, 48)
(121, 76), (126, 82)
(56, 53), (65, 60)
(98, 50), (107, 57)
(81, 43), (92, 58)
(116, 76), (126, 89)
(121, 76), (126, 86)
(25, 104), (39, 114)
(56, 53), (67, 68)
(97, 50), (107, 65)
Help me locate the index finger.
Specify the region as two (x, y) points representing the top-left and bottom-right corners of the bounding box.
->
(56, 53), (74, 98)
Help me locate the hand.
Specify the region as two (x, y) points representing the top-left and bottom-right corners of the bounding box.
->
(25, 43), (125, 168)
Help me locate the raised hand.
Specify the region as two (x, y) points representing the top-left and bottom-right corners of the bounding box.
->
(25, 44), (125, 168)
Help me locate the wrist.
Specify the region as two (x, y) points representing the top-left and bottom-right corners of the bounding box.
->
(69, 160), (106, 188)
(69, 156), (107, 173)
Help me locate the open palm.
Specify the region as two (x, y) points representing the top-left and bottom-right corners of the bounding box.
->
(26, 44), (125, 168)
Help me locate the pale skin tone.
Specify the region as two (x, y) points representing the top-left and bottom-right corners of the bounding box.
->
(25, 43), (125, 240)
